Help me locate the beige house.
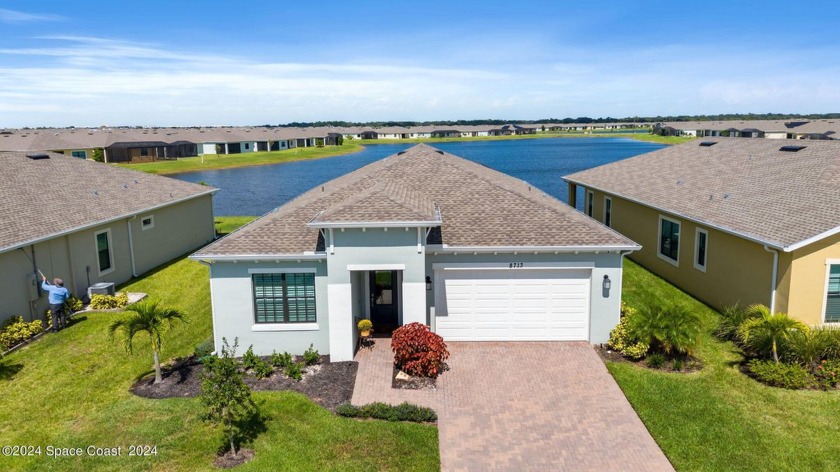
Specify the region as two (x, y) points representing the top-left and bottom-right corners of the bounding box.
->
(0, 151), (217, 324)
(564, 138), (840, 325)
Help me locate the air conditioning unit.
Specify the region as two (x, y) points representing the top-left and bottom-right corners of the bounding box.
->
(88, 282), (115, 298)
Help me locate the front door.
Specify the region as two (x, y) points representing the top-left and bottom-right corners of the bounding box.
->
(370, 270), (399, 330)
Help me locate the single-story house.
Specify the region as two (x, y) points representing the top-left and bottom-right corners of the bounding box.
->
(191, 144), (639, 361)
(0, 151), (217, 324)
(564, 138), (840, 325)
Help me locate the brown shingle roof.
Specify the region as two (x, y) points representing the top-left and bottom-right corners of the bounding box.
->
(0, 151), (217, 252)
(564, 138), (840, 250)
(195, 144), (637, 257)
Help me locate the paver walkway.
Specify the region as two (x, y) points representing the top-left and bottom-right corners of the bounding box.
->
(352, 340), (673, 472)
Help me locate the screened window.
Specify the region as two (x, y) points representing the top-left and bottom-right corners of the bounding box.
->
(604, 197), (612, 227)
(253, 273), (316, 324)
(95, 230), (113, 273)
(71, 150), (86, 158)
(826, 265), (840, 323)
(140, 148), (149, 156)
(659, 218), (680, 262)
(695, 229), (708, 271)
(587, 191), (594, 217)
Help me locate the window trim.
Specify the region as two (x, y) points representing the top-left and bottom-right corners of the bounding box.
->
(694, 228), (708, 272)
(250, 269), (317, 327)
(657, 215), (681, 267)
(94, 228), (115, 276)
(140, 215), (155, 231)
(603, 196), (612, 227)
(586, 190), (594, 217)
(822, 259), (840, 323)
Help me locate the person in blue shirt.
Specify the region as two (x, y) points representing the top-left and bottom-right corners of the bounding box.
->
(42, 276), (71, 331)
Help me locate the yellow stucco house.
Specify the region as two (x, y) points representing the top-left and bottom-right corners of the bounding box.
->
(564, 138), (840, 325)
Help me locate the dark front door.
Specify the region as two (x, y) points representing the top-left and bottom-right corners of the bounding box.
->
(370, 271), (398, 330)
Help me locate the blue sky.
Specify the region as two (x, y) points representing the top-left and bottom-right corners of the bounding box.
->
(1, 1), (838, 127)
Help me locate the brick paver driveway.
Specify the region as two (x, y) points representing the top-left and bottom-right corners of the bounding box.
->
(353, 341), (674, 471)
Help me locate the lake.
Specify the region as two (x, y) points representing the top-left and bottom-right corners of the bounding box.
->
(172, 138), (665, 216)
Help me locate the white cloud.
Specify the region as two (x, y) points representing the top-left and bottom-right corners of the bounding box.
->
(0, 8), (65, 24)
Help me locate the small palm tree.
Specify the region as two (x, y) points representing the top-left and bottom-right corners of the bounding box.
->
(109, 300), (186, 384)
(739, 304), (807, 364)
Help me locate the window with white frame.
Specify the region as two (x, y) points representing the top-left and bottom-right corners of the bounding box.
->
(140, 215), (154, 230)
(252, 273), (316, 324)
(94, 229), (114, 275)
(587, 191), (594, 217)
(604, 197), (612, 227)
(658, 216), (680, 264)
(825, 263), (840, 323)
(694, 228), (708, 271)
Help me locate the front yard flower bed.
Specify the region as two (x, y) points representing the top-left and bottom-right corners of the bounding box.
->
(131, 352), (358, 411)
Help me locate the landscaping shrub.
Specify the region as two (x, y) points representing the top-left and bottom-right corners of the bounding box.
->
(194, 338), (214, 359)
(241, 345), (261, 370)
(284, 362), (304, 381)
(738, 306), (807, 363)
(607, 303), (649, 360)
(646, 353), (665, 368)
(336, 402), (437, 422)
(748, 359), (812, 389)
(253, 360), (273, 379)
(813, 360), (840, 389)
(784, 327), (839, 368)
(90, 292), (129, 310)
(270, 350), (293, 368)
(391, 322), (449, 378)
(627, 303), (703, 356)
(672, 357), (684, 371)
(303, 344), (320, 366)
(0, 316), (44, 351)
(715, 303), (758, 342)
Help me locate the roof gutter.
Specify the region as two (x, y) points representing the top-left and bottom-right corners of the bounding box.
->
(306, 220), (441, 229)
(0, 188), (218, 255)
(188, 253), (327, 263)
(428, 244), (641, 254)
(562, 178), (791, 251)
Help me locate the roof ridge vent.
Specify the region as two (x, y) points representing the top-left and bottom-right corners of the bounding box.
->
(779, 145), (806, 152)
(435, 150), (444, 155)
(699, 141), (717, 147)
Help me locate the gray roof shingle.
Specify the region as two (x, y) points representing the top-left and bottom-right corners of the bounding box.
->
(0, 151), (217, 252)
(195, 144), (637, 257)
(564, 138), (840, 250)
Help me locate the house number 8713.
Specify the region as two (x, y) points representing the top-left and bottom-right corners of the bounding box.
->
(508, 263), (524, 268)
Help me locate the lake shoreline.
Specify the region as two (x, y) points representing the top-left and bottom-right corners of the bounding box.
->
(124, 134), (689, 176)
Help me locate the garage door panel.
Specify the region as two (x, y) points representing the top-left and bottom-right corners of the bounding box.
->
(436, 269), (590, 341)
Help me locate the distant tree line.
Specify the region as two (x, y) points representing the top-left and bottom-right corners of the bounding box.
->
(274, 113), (840, 128)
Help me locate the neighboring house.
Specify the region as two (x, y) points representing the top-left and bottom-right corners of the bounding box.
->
(564, 138), (840, 326)
(191, 144), (638, 361)
(0, 151), (217, 324)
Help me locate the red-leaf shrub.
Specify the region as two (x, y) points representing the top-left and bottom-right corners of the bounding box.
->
(391, 322), (449, 378)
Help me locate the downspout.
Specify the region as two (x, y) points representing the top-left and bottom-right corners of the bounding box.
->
(127, 215), (138, 277)
(763, 245), (779, 314)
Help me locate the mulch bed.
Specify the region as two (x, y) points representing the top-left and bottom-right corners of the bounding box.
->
(130, 355), (358, 411)
(213, 449), (255, 469)
(391, 365), (437, 390)
(596, 345), (703, 373)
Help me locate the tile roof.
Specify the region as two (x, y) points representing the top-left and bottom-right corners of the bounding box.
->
(564, 138), (840, 250)
(0, 151), (217, 252)
(195, 144), (637, 257)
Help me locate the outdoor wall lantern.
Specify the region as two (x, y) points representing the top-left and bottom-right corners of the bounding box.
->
(602, 275), (612, 291)
(425, 276), (432, 291)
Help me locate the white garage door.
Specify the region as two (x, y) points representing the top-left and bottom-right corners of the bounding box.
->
(435, 269), (591, 341)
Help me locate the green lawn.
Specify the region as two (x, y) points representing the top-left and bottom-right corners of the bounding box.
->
(215, 216), (258, 236)
(0, 217), (438, 472)
(616, 259), (840, 471)
(116, 143), (364, 175)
